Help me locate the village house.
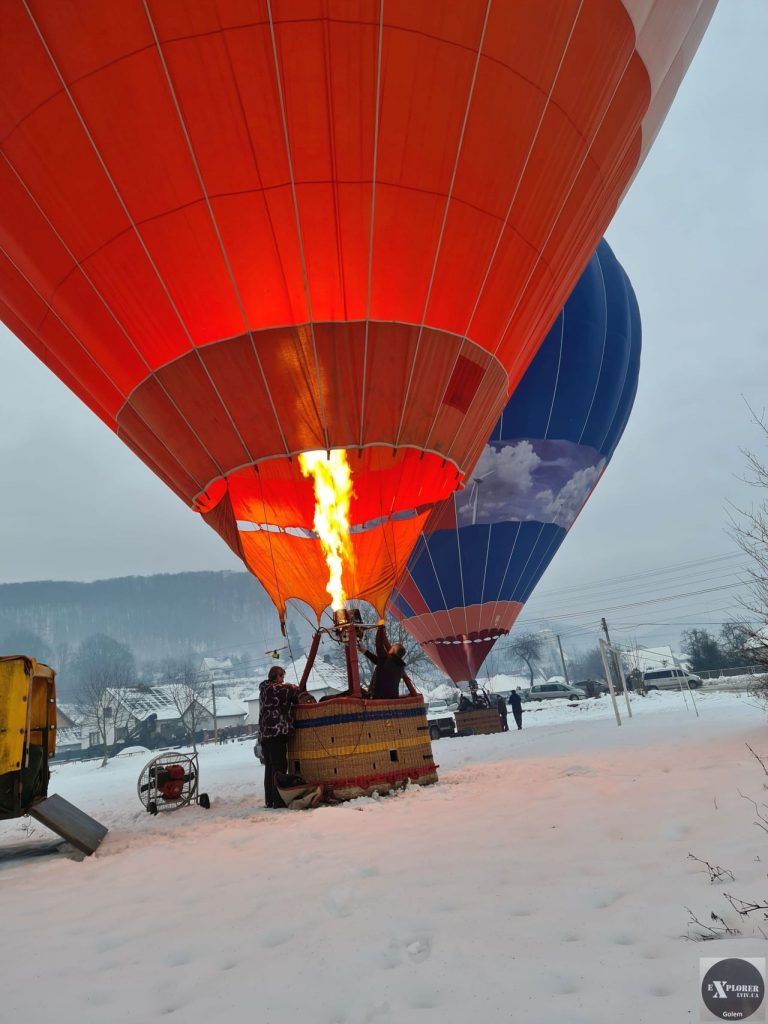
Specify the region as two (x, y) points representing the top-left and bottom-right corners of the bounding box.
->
(244, 655), (348, 726)
(198, 657), (234, 681)
(55, 685), (249, 757)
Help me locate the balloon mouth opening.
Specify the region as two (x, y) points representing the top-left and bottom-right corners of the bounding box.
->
(235, 506), (431, 536)
(192, 446), (463, 522)
(429, 630), (509, 646)
(194, 446), (465, 619)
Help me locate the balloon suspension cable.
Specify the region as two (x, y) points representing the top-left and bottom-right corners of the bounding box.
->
(298, 631), (321, 692)
(299, 609), (383, 697)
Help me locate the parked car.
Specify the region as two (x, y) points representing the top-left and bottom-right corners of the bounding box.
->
(524, 682), (586, 702)
(642, 668), (703, 691)
(573, 679), (609, 698)
(426, 700), (457, 740)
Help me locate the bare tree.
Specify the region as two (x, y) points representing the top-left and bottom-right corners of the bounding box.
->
(161, 657), (207, 752)
(571, 644), (607, 681)
(729, 408), (768, 682)
(506, 632), (544, 687)
(72, 634), (136, 766)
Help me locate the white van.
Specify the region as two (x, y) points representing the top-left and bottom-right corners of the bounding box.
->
(642, 668), (703, 691)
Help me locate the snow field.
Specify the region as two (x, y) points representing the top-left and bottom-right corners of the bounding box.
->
(1, 690), (766, 1024)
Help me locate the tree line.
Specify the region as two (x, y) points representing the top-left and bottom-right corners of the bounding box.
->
(0, 570), (292, 662)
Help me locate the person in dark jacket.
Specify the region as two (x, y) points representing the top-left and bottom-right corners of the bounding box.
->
(469, 680), (491, 708)
(496, 694), (509, 731)
(508, 688), (523, 730)
(359, 622), (406, 700)
(258, 665), (299, 808)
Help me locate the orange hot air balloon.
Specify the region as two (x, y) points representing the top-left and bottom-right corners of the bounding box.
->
(0, 1), (715, 625)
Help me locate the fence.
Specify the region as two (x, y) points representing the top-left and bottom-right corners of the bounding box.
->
(696, 665), (763, 680)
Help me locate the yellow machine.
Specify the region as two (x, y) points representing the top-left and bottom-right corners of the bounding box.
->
(0, 655), (56, 820)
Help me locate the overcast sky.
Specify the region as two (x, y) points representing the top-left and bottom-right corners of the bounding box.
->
(1, 3), (765, 649)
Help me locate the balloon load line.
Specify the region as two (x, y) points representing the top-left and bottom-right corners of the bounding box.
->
(287, 613), (436, 800)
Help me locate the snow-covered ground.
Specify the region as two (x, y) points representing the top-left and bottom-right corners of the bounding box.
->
(2, 690), (767, 1024)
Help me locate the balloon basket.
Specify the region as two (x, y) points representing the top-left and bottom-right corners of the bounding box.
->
(454, 707), (504, 736)
(287, 695), (438, 801)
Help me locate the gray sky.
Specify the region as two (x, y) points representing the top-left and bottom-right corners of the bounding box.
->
(1, 3), (765, 650)
(520, 0), (768, 648)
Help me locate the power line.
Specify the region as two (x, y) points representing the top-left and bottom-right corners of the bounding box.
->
(528, 551), (746, 602)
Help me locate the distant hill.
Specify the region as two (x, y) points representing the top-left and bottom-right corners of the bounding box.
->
(0, 571), (292, 663)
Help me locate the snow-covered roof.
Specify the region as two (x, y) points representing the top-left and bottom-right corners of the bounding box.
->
(119, 687), (180, 721)
(152, 703), (185, 722)
(200, 657), (234, 671)
(425, 683), (459, 702)
(196, 695), (248, 719)
(243, 656), (349, 701)
(55, 726), (83, 748)
(56, 703), (83, 726)
(635, 646), (690, 672)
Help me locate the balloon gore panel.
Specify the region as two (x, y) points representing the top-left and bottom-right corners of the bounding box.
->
(389, 240), (642, 681)
(0, 2), (708, 621)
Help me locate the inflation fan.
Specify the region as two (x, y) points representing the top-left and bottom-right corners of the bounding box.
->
(137, 752), (210, 816)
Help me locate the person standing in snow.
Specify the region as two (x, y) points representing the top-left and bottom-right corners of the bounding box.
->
(258, 665), (299, 809)
(508, 688), (523, 730)
(359, 621), (407, 699)
(496, 694), (509, 731)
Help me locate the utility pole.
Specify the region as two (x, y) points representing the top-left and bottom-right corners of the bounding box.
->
(599, 638), (622, 727)
(601, 616), (617, 689)
(211, 682), (218, 744)
(556, 634), (570, 684)
(601, 617), (632, 718)
(600, 616), (612, 649)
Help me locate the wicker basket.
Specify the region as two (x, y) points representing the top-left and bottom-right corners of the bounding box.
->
(454, 707), (504, 736)
(287, 695), (438, 801)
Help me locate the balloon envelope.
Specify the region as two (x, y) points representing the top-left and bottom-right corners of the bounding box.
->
(389, 240), (641, 681)
(0, 1), (709, 620)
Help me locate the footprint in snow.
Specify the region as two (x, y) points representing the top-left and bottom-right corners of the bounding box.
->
(549, 975), (581, 995)
(405, 936), (432, 963)
(405, 986), (441, 1010)
(508, 904), (534, 917)
(381, 934), (431, 968)
(259, 926), (293, 948)
(661, 821), (690, 840)
(649, 983), (675, 997)
(607, 930), (637, 946)
(159, 1002), (186, 1016)
(325, 886), (354, 918)
(362, 1001), (391, 1022)
(164, 947), (193, 967)
(84, 990), (113, 1007)
(589, 889), (625, 909)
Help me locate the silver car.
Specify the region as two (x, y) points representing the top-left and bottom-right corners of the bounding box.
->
(525, 682), (586, 702)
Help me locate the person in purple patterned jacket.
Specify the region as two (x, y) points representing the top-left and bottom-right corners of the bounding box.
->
(258, 665), (299, 808)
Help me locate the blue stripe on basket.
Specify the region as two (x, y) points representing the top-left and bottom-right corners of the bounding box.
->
(293, 706), (426, 730)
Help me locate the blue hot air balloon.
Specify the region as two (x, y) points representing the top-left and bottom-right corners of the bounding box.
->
(389, 239), (641, 682)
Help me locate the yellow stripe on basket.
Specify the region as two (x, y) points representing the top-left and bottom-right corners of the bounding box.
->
(295, 735), (430, 761)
